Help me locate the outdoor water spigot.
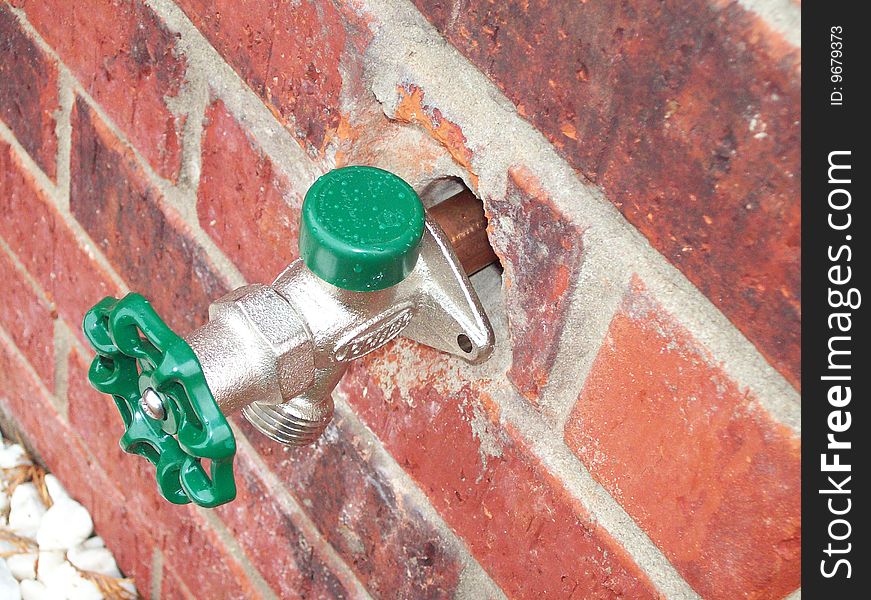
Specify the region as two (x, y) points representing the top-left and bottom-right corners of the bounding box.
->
(82, 166), (495, 507)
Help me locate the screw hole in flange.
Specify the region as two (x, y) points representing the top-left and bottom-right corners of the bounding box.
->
(457, 334), (473, 353)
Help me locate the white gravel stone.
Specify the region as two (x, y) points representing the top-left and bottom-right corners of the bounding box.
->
(8, 484), (47, 539)
(6, 551), (37, 581)
(38, 559), (102, 600)
(0, 558), (21, 600)
(0, 444), (31, 469)
(19, 580), (52, 600)
(36, 499), (94, 550)
(44, 475), (71, 505)
(2, 440), (134, 599)
(67, 544), (121, 578)
(35, 550), (66, 583)
(82, 536), (105, 549)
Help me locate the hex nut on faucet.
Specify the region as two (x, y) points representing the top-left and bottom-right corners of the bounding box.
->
(185, 284), (315, 416)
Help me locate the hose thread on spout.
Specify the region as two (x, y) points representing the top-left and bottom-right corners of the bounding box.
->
(242, 399), (333, 446)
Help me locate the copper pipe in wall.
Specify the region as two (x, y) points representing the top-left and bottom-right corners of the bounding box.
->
(429, 189), (499, 276)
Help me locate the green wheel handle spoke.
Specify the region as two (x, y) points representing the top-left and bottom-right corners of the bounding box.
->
(82, 293), (236, 508)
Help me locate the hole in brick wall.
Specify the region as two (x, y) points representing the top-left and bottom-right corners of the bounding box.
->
(422, 177), (504, 310)
(418, 176), (467, 209)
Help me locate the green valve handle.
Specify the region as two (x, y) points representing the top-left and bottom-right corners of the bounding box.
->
(82, 293), (236, 508)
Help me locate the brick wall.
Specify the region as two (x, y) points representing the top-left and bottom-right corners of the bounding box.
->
(0, 1), (800, 598)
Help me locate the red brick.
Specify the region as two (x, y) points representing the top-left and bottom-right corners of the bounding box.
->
(0, 324), (55, 429)
(0, 138), (121, 344)
(0, 250), (54, 388)
(176, 0), (346, 154)
(0, 336), (154, 595)
(412, 0), (801, 387)
(0, 4), (58, 178)
(156, 504), (267, 599)
(340, 341), (657, 599)
(70, 97), (228, 333)
(236, 413), (466, 598)
(161, 572), (196, 600)
(490, 167), (584, 404)
(16, 0), (185, 181)
(564, 280), (800, 599)
(198, 99), (303, 283)
(216, 446), (359, 599)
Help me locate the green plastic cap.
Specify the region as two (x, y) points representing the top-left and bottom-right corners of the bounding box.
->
(299, 166), (425, 291)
